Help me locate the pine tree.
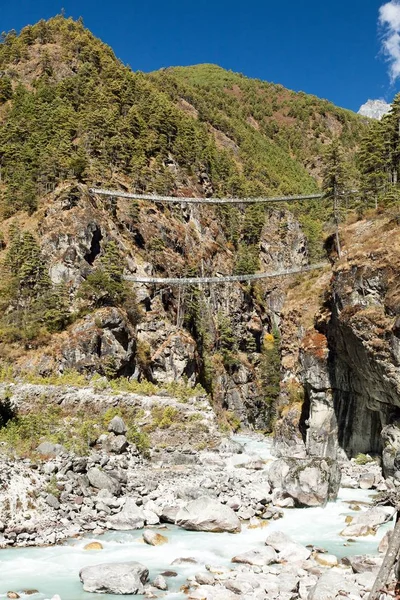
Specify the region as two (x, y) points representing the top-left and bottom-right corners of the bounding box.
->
(358, 120), (387, 210)
(322, 139), (350, 256)
(42, 284), (71, 332)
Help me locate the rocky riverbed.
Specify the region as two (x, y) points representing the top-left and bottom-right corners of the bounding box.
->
(0, 432), (399, 599)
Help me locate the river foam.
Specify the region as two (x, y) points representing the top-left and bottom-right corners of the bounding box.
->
(0, 436), (392, 599)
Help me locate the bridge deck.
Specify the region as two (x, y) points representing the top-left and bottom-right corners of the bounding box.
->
(124, 262), (329, 285)
(90, 188), (324, 205)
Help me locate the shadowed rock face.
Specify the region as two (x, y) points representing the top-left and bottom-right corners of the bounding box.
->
(302, 260), (400, 466)
(276, 216), (400, 469)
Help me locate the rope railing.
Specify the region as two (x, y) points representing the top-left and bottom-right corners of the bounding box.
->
(90, 187), (325, 205)
(124, 262), (329, 285)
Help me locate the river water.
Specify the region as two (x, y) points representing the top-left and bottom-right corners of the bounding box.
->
(0, 436), (392, 600)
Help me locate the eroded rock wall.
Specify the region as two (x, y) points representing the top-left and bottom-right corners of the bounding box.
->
(276, 216), (400, 472)
(1, 185), (310, 429)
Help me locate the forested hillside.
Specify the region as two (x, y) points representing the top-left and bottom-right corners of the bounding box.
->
(151, 64), (364, 189)
(0, 16), (365, 218)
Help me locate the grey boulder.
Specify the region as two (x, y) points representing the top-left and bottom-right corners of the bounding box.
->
(107, 498), (145, 530)
(87, 467), (121, 495)
(232, 548), (277, 566)
(268, 457), (341, 507)
(108, 416), (127, 435)
(37, 442), (66, 457)
(176, 497), (241, 533)
(219, 438), (244, 454)
(265, 531), (311, 562)
(308, 571), (359, 600)
(104, 434), (129, 454)
(340, 506), (395, 537)
(79, 561), (148, 594)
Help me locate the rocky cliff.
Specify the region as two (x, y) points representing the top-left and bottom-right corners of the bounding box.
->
(276, 213), (400, 473)
(0, 182), (311, 430)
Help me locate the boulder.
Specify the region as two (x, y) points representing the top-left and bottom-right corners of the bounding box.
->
(160, 505), (180, 524)
(268, 457), (341, 507)
(87, 468), (121, 495)
(79, 561), (148, 594)
(315, 553), (338, 567)
(37, 442), (66, 457)
(171, 557), (198, 565)
(340, 506), (395, 537)
(225, 577), (256, 595)
(359, 472), (375, 490)
(108, 416), (127, 435)
(218, 438), (244, 454)
(188, 586), (238, 600)
(107, 498), (145, 531)
(265, 531), (311, 562)
(232, 548), (277, 566)
(341, 554), (382, 573)
(378, 530), (392, 553)
(153, 575), (167, 590)
(176, 497), (241, 533)
(104, 434), (129, 454)
(195, 572), (216, 585)
(84, 542), (103, 551)
(45, 494), (60, 510)
(143, 530), (168, 546)
(308, 570), (359, 600)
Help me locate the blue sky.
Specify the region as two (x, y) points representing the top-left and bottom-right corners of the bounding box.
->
(0, 0), (396, 112)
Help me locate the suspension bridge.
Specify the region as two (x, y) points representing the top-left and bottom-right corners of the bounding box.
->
(90, 188), (332, 285)
(89, 188), (325, 205)
(123, 263), (329, 285)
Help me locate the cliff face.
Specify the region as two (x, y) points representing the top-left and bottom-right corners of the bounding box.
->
(0, 183), (310, 429)
(276, 215), (400, 473)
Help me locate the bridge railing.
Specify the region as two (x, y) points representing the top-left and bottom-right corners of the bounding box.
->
(90, 188), (325, 205)
(123, 262), (329, 285)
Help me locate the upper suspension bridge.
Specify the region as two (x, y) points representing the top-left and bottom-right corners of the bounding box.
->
(89, 188), (325, 205)
(90, 188), (332, 285)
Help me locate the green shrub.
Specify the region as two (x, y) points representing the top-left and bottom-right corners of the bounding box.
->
(354, 453), (375, 465)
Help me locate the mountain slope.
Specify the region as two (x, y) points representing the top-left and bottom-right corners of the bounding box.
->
(151, 64), (364, 185)
(0, 17), (365, 219)
(0, 16), (367, 430)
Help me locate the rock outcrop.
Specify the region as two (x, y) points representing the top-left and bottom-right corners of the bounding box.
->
(3, 181), (311, 431)
(276, 214), (400, 469)
(79, 561), (149, 594)
(268, 456), (341, 506)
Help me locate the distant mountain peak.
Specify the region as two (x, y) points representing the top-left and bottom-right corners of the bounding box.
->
(358, 99), (391, 120)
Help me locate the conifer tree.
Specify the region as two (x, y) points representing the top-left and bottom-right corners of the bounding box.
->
(322, 139), (350, 256)
(358, 120), (386, 209)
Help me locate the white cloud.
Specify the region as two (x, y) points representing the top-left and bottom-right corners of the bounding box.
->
(379, 1), (400, 82)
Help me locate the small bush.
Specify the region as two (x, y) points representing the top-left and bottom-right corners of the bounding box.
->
(148, 406), (179, 430)
(354, 453), (374, 465)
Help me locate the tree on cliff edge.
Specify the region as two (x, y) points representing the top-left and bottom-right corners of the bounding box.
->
(322, 139), (350, 257)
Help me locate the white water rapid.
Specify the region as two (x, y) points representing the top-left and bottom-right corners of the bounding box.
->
(0, 436), (392, 599)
